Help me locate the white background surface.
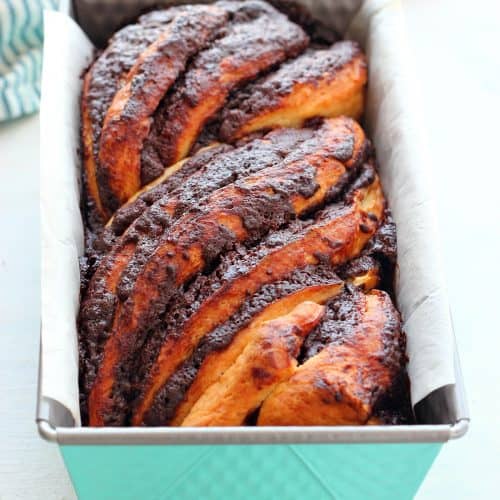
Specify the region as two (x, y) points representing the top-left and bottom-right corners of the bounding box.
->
(0, 0), (499, 498)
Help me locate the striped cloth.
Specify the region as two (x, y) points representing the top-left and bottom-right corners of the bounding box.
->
(0, 0), (58, 122)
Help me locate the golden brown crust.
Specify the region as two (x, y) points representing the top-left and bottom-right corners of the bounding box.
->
(181, 301), (325, 427)
(170, 283), (342, 426)
(220, 41), (367, 141)
(132, 169), (384, 426)
(257, 290), (402, 426)
(80, 8), (183, 224)
(97, 6), (228, 217)
(140, 0), (308, 173)
(96, 116), (366, 260)
(77, 3), (410, 429)
(169, 250), (380, 426)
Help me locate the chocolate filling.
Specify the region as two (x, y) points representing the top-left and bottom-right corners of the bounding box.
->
(90, 154), (345, 425)
(220, 41), (364, 141)
(124, 201), (357, 425)
(301, 285), (360, 360)
(115, 133), (322, 303)
(90, 144), (233, 270)
(140, 0), (309, 176)
(89, 125), (325, 270)
(337, 208), (397, 293)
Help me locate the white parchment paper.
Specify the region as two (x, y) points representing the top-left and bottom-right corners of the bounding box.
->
(40, 1), (455, 425)
(40, 11), (94, 425)
(347, 0), (455, 405)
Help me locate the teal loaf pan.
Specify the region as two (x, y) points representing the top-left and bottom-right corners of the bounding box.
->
(37, 1), (469, 499)
(37, 367), (468, 499)
(60, 443), (442, 499)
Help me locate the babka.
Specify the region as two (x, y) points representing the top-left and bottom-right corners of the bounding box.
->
(78, 0), (413, 427)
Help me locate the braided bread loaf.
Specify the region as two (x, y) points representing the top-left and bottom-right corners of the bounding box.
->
(78, 0), (412, 427)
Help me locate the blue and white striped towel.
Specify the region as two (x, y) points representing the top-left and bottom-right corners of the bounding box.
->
(0, 0), (58, 122)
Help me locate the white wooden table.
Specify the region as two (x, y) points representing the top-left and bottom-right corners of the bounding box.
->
(1, 0), (498, 497)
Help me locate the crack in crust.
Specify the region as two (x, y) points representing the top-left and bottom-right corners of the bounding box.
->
(142, 266), (343, 426)
(257, 288), (405, 425)
(140, 0), (309, 178)
(220, 41), (367, 141)
(181, 301), (326, 427)
(97, 5), (229, 217)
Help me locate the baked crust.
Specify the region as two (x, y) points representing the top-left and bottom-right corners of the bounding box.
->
(220, 41), (367, 141)
(97, 126), (314, 256)
(140, 0), (308, 176)
(181, 301), (325, 426)
(77, 2), (410, 428)
(81, 7), (184, 224)
(257, 289), (404, 425)
(97, 6), (228, 217)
